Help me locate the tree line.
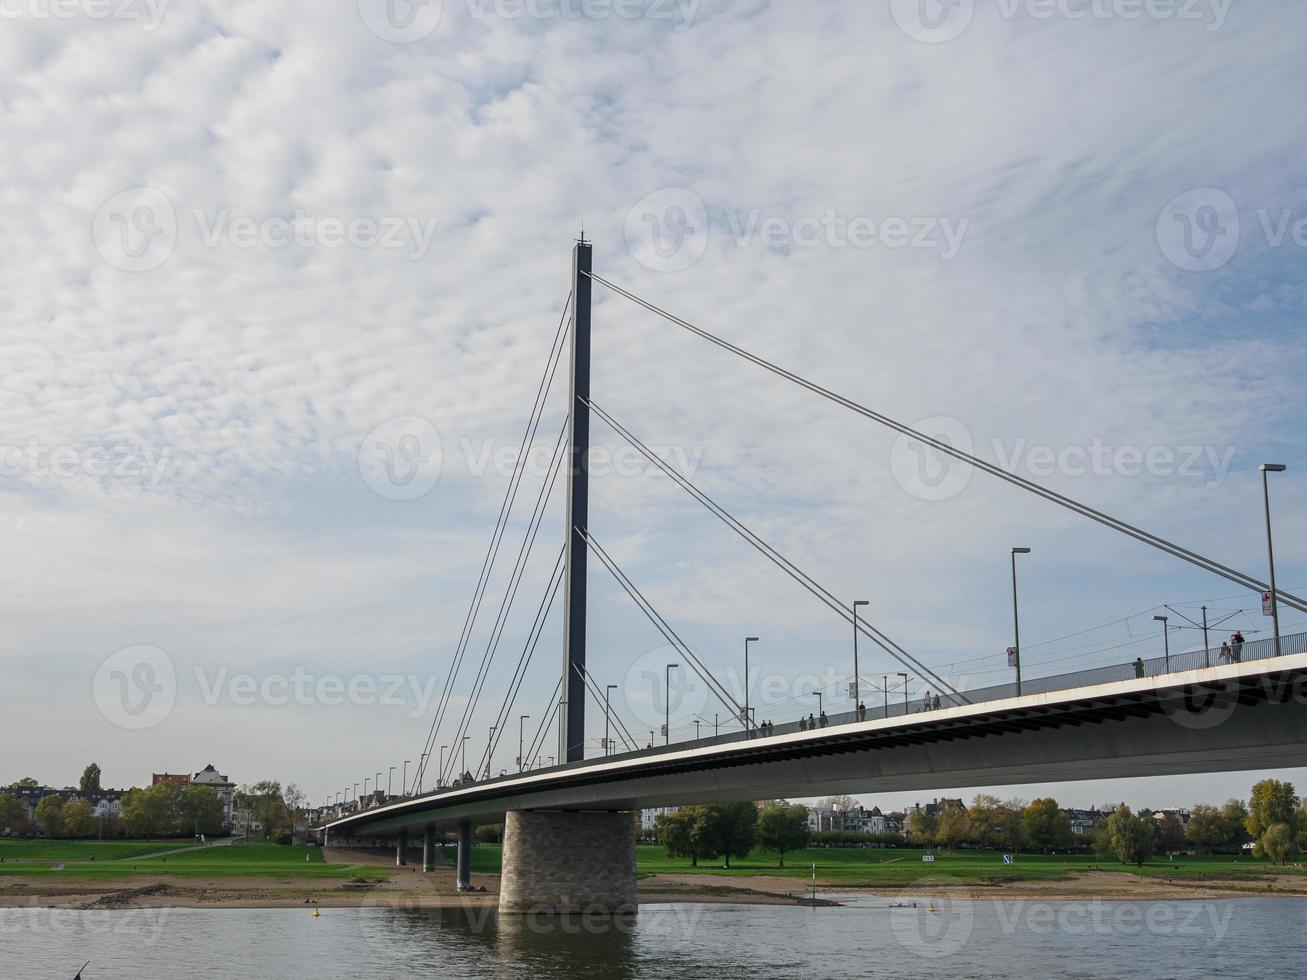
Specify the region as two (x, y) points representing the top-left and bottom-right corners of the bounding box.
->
(1, 765), (306, 842)
(646, 779), (1307, 869)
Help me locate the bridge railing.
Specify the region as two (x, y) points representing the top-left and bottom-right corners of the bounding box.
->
(389, 629), (1307, 799)
(589, 629), (1307, 767)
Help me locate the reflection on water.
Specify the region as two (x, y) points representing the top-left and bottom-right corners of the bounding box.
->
(1, 897), (1300, 979)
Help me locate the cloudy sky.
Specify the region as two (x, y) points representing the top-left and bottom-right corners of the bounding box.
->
(1, 0), (1303, 812)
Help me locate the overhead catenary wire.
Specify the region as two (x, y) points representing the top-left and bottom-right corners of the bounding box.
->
(587, 272), (1307, 617)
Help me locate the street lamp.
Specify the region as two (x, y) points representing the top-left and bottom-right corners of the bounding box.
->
(882, 674), (889, 717)
(1011, 548), (1032, 696)
(519, 715), (530, 772)
(460, 736), (470, 778)
(896, 672), (909, 712)
(388, 766), (395, 798)
(363, 778), (370, 800)
(1261, 464), (1287, 657)
(815, 690), (823, 719)
(665, 663), (680, 745)
(853, 600), (869, 713)
(402, 760), (411, 796)
(1153, 615), (1171, 672)
(605, 685), (617, 756)
(486, 727), (496, 779)
(744, 637), (759, 731)
(438, 746), (448, 789)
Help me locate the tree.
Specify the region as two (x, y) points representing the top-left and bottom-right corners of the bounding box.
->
(177, 786), (225, 837)
(1104, 804), (1155, 867)
(122, 783), (183, 838)
(712, 802), (758, 868)
(1260, 823), (1295, 865)
(905, 808), (937, 846)
(35, 795), (64, 838)
(758, 803), (809, 867)
(656, 807), (719, 867)
(62, 801), (96, 839)
(935, 804), (971, 851)
(1220, 799), (1251, 848)
(1246, 780), (1301, 841)
(967, 795), (1011, 850)
(1185, 803), (1225, 854)
(8, 777), (39, 789)
(1023, 799), (1071, 853)
(0, 795), (26, 833)
(80, 764), (102, 793)
(1156, 813), (1186, 853)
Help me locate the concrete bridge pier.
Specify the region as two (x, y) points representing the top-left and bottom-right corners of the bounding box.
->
(422, 826), (436, 873)
(498, 810), (637, 915)
(396, 829), (408, 867)
(456, 820), (473, 891)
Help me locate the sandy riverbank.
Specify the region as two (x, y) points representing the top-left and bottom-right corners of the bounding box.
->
(5, 868), (1307, 910)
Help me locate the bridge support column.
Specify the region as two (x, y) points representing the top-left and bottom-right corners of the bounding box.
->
(456, 820), (472, 891)
(422, 827), (436, 873)
(498, 810), (637, 915)
(396, 829), (408, 867)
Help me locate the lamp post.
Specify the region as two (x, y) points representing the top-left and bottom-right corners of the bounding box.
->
(896, 672), (909, 712)
(519, 715), (529, 772)
(486, 727), (496, 779)
(695, 720), (701, 741)
(1261, 464), (1287, 657)
(665, 663), (679, 745)
(419, 752), (427, 794)
(438, 746), (447, 789)
(460, 736), (470, 778)
(852, 600), (868, 711)
(375, 773), (382, 801)
(363, 778), (370, 800)
(1011, 547), (1032, 696)
(882, 674), (889, 717)
(388, 766), (395, 798)
(815, 691), (823, 718)
(605, 685), (617, 756)
(744, 637), (759, 731)
(1153, 615), (1171, 672)
(402, 760), (411, 796)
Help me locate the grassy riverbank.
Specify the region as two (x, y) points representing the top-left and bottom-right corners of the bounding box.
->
(4, 840), (1306, 910)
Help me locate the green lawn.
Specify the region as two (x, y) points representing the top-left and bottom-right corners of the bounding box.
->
(2, 839), (1297, 887)
(627, 845), (1303, 884)
(0, 841), (389, 881)
(0, 840), (182, 863)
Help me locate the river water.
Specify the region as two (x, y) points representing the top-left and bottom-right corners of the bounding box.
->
(2, 896), (1294, 978)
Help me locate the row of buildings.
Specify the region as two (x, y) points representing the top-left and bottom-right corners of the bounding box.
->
(1, 764), (237, 834)
(640, 800), (1194, 839)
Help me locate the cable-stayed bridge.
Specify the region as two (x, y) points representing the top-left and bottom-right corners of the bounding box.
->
(327, 241), (1303, 916)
